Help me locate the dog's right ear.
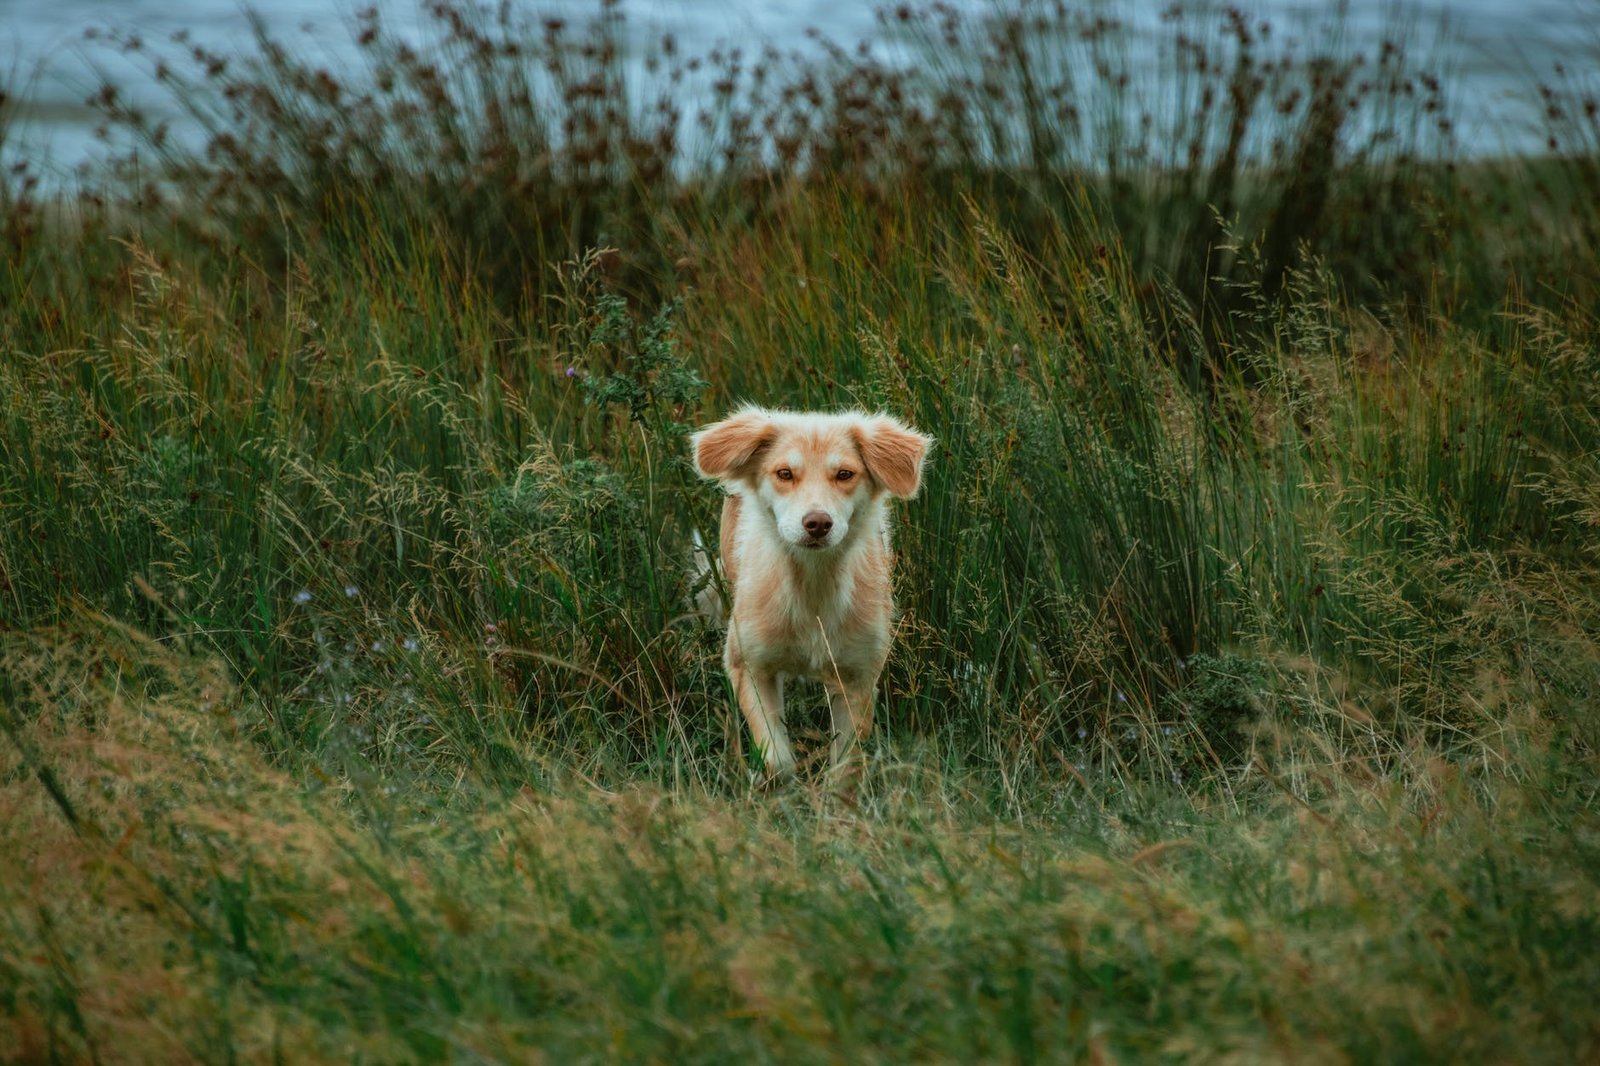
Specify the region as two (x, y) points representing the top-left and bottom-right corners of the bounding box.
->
(692, 409), (775, 481)
(855, 414), (933, 498)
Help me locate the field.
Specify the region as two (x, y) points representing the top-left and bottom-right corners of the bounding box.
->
(2, 2), (1599, 1061)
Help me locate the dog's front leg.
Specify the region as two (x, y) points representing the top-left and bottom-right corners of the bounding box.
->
(729, 656), (795, 784)
(824, 676), (876, 785)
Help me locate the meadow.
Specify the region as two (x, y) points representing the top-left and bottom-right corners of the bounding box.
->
(2, 1), (1598, 1060)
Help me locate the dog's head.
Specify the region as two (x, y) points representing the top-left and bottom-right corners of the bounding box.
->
(692, 406), (932, 553)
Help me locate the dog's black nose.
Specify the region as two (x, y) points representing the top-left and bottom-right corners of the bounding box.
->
(802, 511), (833, 536)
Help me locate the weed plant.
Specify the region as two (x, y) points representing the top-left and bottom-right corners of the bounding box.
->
(1, 1), (1598, 1060)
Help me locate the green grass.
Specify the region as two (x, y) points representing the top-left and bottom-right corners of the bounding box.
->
(2, 618), (1596, 1062)
(2, 2), (1599, 1061)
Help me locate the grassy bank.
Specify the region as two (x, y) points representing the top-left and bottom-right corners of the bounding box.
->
(2, 617), (1596, 1061)
(3, 1), (1599, 1060)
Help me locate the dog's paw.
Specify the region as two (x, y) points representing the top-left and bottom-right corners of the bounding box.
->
(825, 760), (865, 805)
(751, 764), (797, 792)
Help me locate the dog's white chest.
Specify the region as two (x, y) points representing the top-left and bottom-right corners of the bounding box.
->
(784, 619), (841, 678)
(759, 588), (847, 675)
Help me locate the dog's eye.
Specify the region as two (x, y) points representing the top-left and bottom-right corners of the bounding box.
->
(775, 468), (793, 481)
(835, 469), (855, 482)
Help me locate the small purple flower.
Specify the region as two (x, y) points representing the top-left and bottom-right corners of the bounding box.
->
(565, 366), (578, 378)
(293, 589), (312, 605)
(344, 584), (360, 598)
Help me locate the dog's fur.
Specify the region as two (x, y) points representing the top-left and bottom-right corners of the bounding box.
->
(691, 406), (932, 783)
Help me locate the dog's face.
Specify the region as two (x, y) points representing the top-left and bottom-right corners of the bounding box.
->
(693, 407), (932, 553)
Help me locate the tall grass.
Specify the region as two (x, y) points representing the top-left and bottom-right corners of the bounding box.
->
(2, 1), (1599, 1060)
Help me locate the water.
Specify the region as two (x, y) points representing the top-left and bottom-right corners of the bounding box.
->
(2, 0), (1595, 179)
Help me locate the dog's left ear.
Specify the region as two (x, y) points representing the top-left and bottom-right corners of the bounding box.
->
(855, 415), (933, 498)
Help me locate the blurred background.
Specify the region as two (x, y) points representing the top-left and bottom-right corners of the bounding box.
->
(4, 0), (1596, 178)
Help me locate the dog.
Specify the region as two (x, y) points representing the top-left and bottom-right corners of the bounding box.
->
(691, 406), (932, 784)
